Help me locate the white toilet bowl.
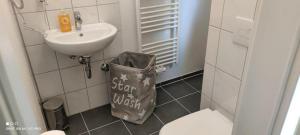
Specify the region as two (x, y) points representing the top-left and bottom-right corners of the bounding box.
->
(159, 109), (233, 135)
(41, 130), (66, 135)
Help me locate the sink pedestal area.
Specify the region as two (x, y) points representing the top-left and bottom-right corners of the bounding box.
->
(44, 23), (117, 78)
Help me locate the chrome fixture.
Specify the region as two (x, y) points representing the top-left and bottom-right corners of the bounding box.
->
(78, 56), (92, 79)
(74, 11), (83, 31)
(101, 63), (110, 72)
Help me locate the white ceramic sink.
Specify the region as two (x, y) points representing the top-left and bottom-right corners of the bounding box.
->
(44, 23), (117, 56)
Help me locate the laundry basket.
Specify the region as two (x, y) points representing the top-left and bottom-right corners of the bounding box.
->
(109, 52), (156, 124)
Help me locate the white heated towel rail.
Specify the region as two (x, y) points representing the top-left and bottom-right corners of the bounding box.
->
(136, 0), (179, 72)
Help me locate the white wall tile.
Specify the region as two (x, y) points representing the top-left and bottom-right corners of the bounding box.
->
(98, 3), (121, 29)
(56, 53), (80, 69)
(60, 66), (86, 92)
(66, 89), (90, 115)
(35, 71), (64, 100)
(216, 30), (247, 78)
(202, 63), (215, 98)
(91, 51), (104, 62)
(209, 0), (225, 28)
(98, 0), (118, 4)
(87, 84), (109, 109)
(17, 0), (44, 13)
(45, 0), (72, 10)
(85, 61), (106, 87)
(47, 9), (74, 29)
(222, 0), (258, 31)
(17, 12), (49, 46)
(26, 44), (58, 74)
(72, 0), (96, 7)
(205, 26), (220, 65)
(200, 94), (211, 110)
(212, 69), (240, 115)
(211, 101), (234, 121)
(55, 95), (70, 116)
(103, 32), (123, 59)
(74, 6), (99, 25)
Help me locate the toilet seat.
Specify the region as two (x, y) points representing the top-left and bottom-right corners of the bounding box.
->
(41, 130), (66, 135)
(159, 109), (233, 135)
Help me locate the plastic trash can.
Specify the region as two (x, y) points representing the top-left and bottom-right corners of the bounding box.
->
(43, 98), (69, 130)
(109, 52), (156, 124)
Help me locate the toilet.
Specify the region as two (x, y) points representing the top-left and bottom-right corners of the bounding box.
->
(41, 130), (66, 135)
(159, 109), (233, 135)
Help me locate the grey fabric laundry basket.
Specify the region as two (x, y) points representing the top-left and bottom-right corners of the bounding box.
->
(109, 52), (156, 124)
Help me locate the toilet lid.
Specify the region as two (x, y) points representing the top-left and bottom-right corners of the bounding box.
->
(41, 130), (66, 135)
(159, 109), (233, 135)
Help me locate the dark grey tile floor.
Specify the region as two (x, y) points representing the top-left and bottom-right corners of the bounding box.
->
(65, 74), (203, 135)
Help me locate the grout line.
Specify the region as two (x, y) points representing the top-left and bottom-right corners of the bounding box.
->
(54, 52), (71, 115)
(34, 58), (104, 76)
(182, 73), (203, 80)
(158, 79), (182, 87)
(80, 113), (91, 135)
(88, 120), (120, 132)
(153, 112), (165, 125)
(175, 91), (199, 100)
(215, 66), (242, 81)
(176, 100), (191, 113)
(149, 130), (160, 135)
(78, 131), (89, 135)
(155, 99), (175, 108)
(161, 87), (191, 113)
(158, 73), (202, 87)
(121, 120), (133, 135)
(182, 80), (201, 93)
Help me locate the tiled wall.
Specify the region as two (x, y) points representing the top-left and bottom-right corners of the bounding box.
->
(201, 0), (259, 120)
(15, 0), (123, 116)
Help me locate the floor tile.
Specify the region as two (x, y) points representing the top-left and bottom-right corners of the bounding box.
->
(151, 132), (159, 135)
(79, 132), (89, 135)
(178, 93), (201, 113)
(124, 114), (163, 135)
(65, 114), (87, 135)
(82, 104), (119, 130)
(162, 81), (197, 99)
(184, 75), (203, 92)
(154, 101), (189, 124)
(156, 87), (173, 106)
(90, 121), (130, 135)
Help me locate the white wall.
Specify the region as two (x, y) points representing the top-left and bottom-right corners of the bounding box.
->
(233, 0), (300, 134)
(201, 0), (259, 120)
(156, 0), (210, 83)
(119, 0), (210, 83)
(0, 0), (46, 134)
(15, 0), (209, 115)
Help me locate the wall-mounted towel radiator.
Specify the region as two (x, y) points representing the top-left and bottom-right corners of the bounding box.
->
(136, 0), (179, 72)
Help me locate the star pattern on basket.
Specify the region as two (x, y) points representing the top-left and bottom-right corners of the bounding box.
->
(136, 73), (143, 80)
(120, 74), (128, 82)
(123, 115), (129, 120)
(143, 77), (150, 87)
(138, 109), (146, 117)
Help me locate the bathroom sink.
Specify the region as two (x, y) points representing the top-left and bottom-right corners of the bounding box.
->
(44, 23), (117, 56)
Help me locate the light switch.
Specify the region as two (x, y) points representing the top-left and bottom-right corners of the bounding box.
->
(232, 16), (254, 47)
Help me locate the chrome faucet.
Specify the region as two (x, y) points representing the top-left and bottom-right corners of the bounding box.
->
(74, 11), (82, 30)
